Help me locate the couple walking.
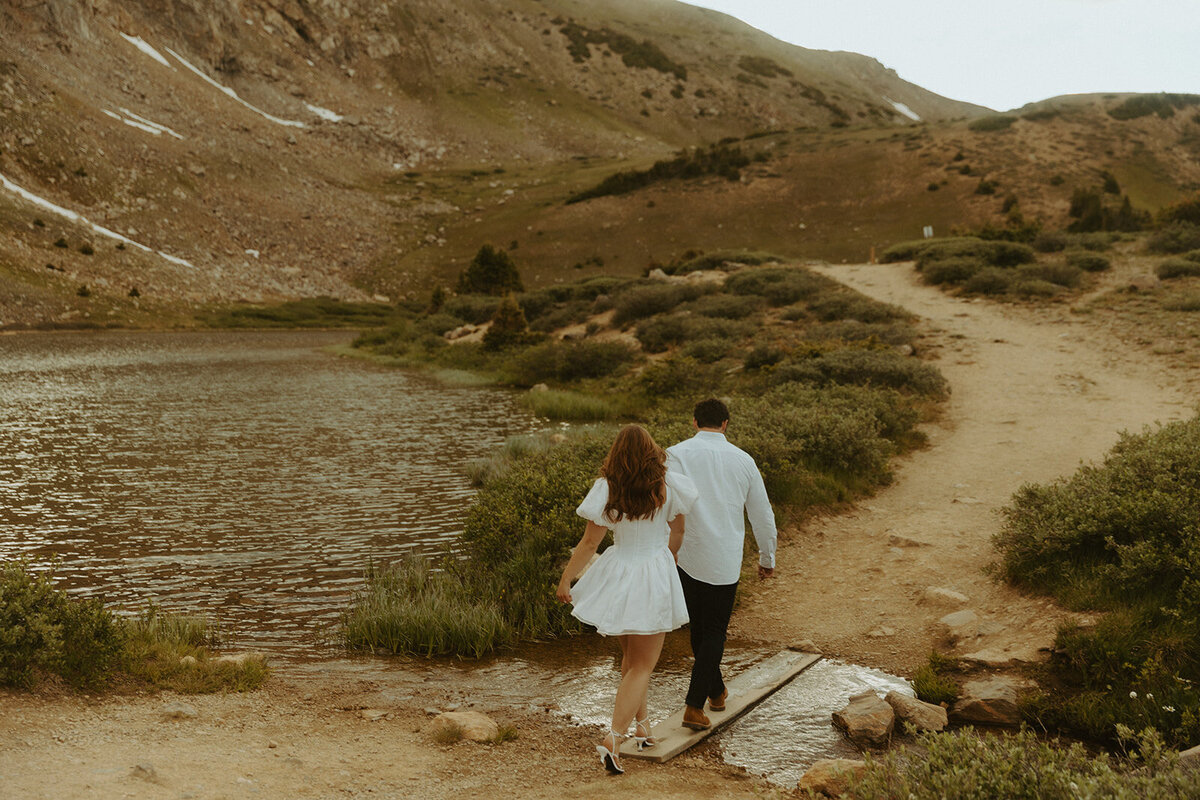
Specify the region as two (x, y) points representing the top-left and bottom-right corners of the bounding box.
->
(555, 398), (777, 774)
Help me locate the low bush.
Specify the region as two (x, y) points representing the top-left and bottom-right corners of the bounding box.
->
(788, 348), (948, 397)
(634, 313), (751, 353)
(1163, 293), (1200, 312)
(994, 416), (1200, 746)
(1033, 231), (1069, 253)
(725, 266), (833, 305)
(921, 257), (983, 285)
(1146, 222), (1200, 254)
(880, 237), (986, 263)
(1012, 279), (1061, 297)
(203, 297), (400, 329)
(658, 249), (781, 274)
(743, 344), (784, 370)
(508, 339), (637, 384)
(567, 144), (749, 204)
(635, 355), (725, 398)
(964, 267), (1013, 295)
(1066, 251), (1112, 272)
(611, 282), (706, 325)
(804, 321), (916, 346)
(1108, 92), (1200, 121)
(806, 293), (910, 323)
(968, 115), (1017, 132)
(1018, 262), (1083, 288)
(1156, 258), (1200, 280)
(681, 337), (734, 363)
(915, 238), (1036, 269)
(679, 293), (764, 319)
(442, 295), (502, 325)
(848, 727), (1200, 799)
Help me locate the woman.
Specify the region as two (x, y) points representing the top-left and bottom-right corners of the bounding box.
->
(556, 424), (698, 775)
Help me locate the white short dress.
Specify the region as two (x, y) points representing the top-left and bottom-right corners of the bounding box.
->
(568, 470), (699, 636)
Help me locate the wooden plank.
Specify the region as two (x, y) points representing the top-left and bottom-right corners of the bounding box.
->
(620, 650), (821, 763)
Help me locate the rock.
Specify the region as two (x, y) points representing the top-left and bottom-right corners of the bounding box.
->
(888, 533), (929, 547)
(213, 651), (267, 667)
(922, 587), (969, 608)
(530, 383), (549, 392)
(161, 701), (198, 720)
(789, 639), (822, 654)
(179, 655), (198, 667)
(359, 708), (390, 722)
(131, 763), (158, 782)
(951, 677), (1032, 726)
(1180, 744), (1200, 770)
(885, 691), (947, 732)
(832, 691), (894, 747)
(548, 433), (567, 444)
(894, 343), (915, 357)
(268, 741), (278, 749)
(646, 268), (669, 281)
(1128, 274), (1161, 293)
(796, 758), (866, 796)
(937, 610), (979, 644)
(866, 626), (895, 638)
(960, 645), (1049, 666)
(430, 711), (499, 742)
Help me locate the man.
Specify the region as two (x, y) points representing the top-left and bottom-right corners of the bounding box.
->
(667, 398), (777, 730)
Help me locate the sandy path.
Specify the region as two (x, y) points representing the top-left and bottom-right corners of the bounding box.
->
(734, 261), (1194, 673)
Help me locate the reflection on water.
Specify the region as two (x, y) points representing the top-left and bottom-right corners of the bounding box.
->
(0, 330), (540, 653)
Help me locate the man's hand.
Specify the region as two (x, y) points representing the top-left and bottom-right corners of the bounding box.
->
(757, 565), (774, 580)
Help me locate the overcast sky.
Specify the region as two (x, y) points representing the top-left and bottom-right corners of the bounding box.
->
(681, 0), (1199, 111)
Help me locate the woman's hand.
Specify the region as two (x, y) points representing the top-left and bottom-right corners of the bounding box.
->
(556, 578), (572, 604)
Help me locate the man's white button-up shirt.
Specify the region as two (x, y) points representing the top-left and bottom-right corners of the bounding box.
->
(666, 430), (777, 586)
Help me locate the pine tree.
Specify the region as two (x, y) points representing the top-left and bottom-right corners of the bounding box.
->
(482, 294), (531, 350)
(456, 245), (524, 295)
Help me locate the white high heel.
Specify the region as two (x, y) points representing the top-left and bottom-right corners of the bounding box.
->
(596, 730), (624, 774)
(633, 717), (657, 751)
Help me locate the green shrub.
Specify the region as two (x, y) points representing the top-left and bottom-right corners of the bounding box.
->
(964, 267), (1013, 295)
(482, 295), (536, 350)
(806, 293), (910, 323)
(611, 283), (706, 325)
(975, 178), (999, 195)
(442, 295), (502, 325)
(879, 237), (983, 263)
(848, 727), (1200, 800)
(1157, 193), (1200, 226)
(680, 293), (763, 319)
(659, 249), (781, 274)
(1156, 258), (1200, 280)
(743, 344), (784, 370)
(567, 144), (748, 204)
(558, 22), (687, 79)
(634, 313), (751, 353)
(1, 561), (122, 689)
(1185, 250), (1200, 263)
(737, 55), (792, 79)
(922, 257), (983, 285)
(1147, 222), (1200, 254)
(915, 238), (1036, 269)
(725, 266), (833, 305)
(635, 355), (725, 397)
(508, 339), (637, 384)
(1018, 263), (1083, 288)
(204, 297), (400, 329)
(1033, 231), (1069, 253)
(1108, 92), (1200, 121)
(784, 348), (948, 396)
(1163, 293), (1200, 312)
(521, 389), (616, 421)
(681, 337), (734, 363)
(804, 321), (916, 346)
(456, 245), (524, 295)
(1066, 251), (1112, 272)
(1012, 279), (1061, 297)
(994, 416), (1200, 746)
(968, 115), (1017, 132)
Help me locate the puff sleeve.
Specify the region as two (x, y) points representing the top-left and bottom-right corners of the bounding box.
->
(576, 478), (611, 527)
(663, 470), (699, 521)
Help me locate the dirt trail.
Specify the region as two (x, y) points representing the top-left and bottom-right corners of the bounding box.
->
(736, 261), (1194, 673)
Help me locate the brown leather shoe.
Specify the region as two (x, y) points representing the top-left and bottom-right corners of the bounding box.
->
(682, 705), (710, 730)
(708, 689), (728, 712)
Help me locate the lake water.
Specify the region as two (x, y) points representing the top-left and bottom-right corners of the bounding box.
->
(0, 329), (541, 652)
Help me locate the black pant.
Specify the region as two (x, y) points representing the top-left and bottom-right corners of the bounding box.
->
(678, 567), (738, 710)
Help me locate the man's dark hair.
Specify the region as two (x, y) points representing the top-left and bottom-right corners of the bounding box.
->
(693, 398), (730, 429)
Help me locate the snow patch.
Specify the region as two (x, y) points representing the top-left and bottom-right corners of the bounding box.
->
(101, 108), (184, 139)
(305, 103), (344, 122)
(883, 97), (921, 122)
(0, 172), (194, 268)
(119, 33), (173, 69)
(165, 47), (306, 128)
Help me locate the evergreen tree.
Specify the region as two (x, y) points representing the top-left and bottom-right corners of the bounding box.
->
(483, 294), (531, 350)
(456, 245), (524, 296)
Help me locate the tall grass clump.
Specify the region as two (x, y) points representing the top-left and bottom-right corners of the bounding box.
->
(521, 389), (616, 421)
(1157, 258), (1200, 280)
(343, 557), (512, 658)
(847, 727), (1200, 799)
(993, 416), (1200, 746)
(121, 606), (267, 693)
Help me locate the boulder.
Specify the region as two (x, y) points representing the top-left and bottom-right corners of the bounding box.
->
(884, 691), (947, 732)
(888, 533), (929, 548)
(922, 587), (969, 608)
(1179, 744), (1200, 771)
(430, 711), (499, 742)
(796, 758), (867, 797)
(936, 610), (979, 644)
(161, 701), (198, 720)
(951, 677), (1031, 726)
(832, 691), (894, 747)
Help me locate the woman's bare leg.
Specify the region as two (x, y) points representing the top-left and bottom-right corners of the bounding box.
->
(607, 632), (666, 754)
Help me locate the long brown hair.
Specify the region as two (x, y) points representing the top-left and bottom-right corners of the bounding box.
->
(600, 424), (667, 522)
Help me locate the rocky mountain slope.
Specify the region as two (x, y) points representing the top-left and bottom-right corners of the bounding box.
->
(1, 1), (1196, 328)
